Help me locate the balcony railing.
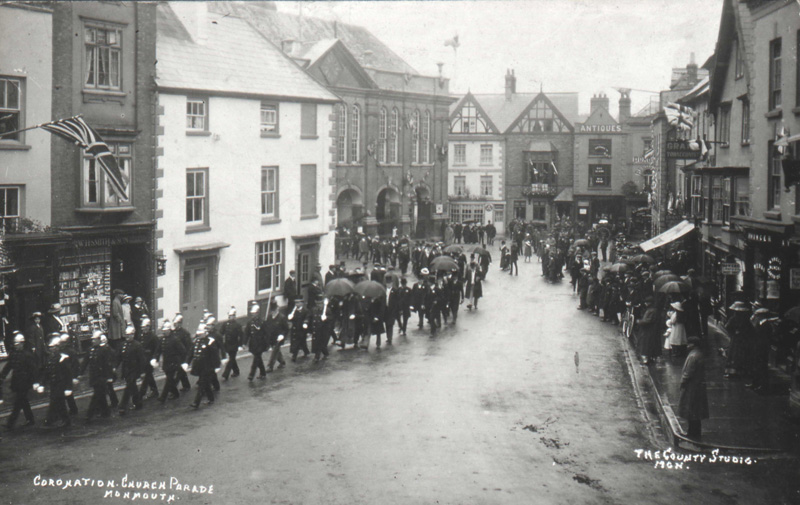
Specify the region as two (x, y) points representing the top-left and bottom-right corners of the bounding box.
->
(522, 183), (558, 197)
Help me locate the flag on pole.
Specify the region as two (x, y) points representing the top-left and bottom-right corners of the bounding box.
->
(664, 102), (694, 131)
(444, 35), (460, 50)
(40, 116), (129, 200)
(550, 160), (558, 175)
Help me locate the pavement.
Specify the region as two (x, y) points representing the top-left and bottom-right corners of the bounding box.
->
(0, 243), (798, 505)
(643, 318), (800, 454)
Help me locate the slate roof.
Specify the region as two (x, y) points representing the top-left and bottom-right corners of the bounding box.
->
(208, 1), (418, 75)
(454, 92), (581, 133)
(156, 4), (338, 102)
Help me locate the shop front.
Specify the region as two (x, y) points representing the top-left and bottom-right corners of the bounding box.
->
(731, 217), (797, 314)
(2, 225), (154, 352)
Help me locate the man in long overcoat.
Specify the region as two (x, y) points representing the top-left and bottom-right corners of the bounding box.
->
(678, 337), (709, 438)
(635, 296), (661, 364)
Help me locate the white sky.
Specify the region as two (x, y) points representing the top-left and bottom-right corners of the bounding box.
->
(276, 0), (723, 115)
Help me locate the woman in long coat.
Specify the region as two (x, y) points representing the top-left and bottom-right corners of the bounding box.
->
(678, 337), (709, 438)
(465, 261), (483, 309)
(635, 296), (661, 364)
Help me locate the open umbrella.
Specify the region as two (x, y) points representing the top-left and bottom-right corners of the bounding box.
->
(653, 274), (680, 290)
(659, 280), (691, 294)
(630, 254), (655, 264)
(607, 263), (630, 274)
(443, 244), (463, 254)
(471, 246), (490, 257)
(573, 239), (590, 247)
(324, 278), (355, 297)
(354, 280), (386, 299)
(430, 255), (458, 272)
(654, 269), (674, 278)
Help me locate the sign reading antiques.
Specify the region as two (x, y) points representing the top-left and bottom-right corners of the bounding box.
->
(579, 124), (623, 133)
(665, 140), (700, 160)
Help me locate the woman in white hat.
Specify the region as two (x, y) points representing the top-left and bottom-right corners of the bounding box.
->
(666, 301), (688, 357)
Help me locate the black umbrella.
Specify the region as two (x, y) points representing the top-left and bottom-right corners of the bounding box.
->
(354, 280), (386, 299)
(430, 255), (458, 272)
(443, 244), (464, 254)
(653, 274), (681, 290)
(471, 246), (490, 257)
(659, 280), (691, 294)
(573, 239), (590, 247)
(654, 269), (674, 278)
(607, 263), (631, 274)
(324, 278), (355, 297)
(630, 254), (655, 264)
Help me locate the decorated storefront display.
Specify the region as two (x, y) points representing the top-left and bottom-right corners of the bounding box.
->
(59, 246), (111, 347)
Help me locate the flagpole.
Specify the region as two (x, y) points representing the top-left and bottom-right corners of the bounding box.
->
(0, 114), (83, 139)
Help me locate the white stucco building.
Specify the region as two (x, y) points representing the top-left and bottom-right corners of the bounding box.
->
(154, 3), (338, 330)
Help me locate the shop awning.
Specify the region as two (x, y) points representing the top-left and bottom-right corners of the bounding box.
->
(639, 220), (695, 252)
(173, 242), (230, 254)
(553, 188), (573, 202)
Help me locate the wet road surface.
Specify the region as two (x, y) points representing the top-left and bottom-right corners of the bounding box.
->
(1, 250), (797, 504)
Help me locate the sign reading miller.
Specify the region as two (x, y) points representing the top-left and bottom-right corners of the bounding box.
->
(665, 140), (700, 160)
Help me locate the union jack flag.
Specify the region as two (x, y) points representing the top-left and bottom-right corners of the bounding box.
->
(664, 102), (694, 131)
(40, 116), (129, 200)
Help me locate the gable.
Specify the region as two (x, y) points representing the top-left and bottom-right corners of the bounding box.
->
(449, 95), (498, 134)
(508, 94), (574, 134)
(582, 107), (618, 126)
(307, 41), (376, 90)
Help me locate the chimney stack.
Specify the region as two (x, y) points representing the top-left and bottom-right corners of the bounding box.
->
(687, 52), (698, 86)
(505, 69), (516, 101)
(618, 89), (631, 123)
(590, 93), (610, 114)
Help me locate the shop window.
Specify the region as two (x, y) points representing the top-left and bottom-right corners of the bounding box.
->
(755, 256), (782, 301)
(454, 176), (466, 196)
(589, 139), (612, 158)
(589, 165), (610, 187)
(261, 166), (278, 218)
(261, 102), (279, 135)
(83, 142), (132, 208)
(0, 186), (21, 234)
(0, 77), (22, 143)
(449, 203), (461, 223)
(532, 202), (546, 221)
(84, 23), (122, 91)
(769, 38), (782, 111)
(255, 239), (283, 295)
(301, 103), (317, 138)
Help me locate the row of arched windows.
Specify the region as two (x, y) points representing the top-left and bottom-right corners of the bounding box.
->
(336, 104), (431, 165)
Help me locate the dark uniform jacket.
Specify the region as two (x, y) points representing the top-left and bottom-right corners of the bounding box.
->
(117, 340), (146, 381)
(289, 307), (310, 341)
(220, 320), (243, 353)
(307, 283), (323, 310)
(0, 349), (38, 392)
(140, 330), (159, 368)
(45, 352), (72, 394)
(244, 317), (267, 354)
(283, 277), (298, 303)
(174, 327), (193, 358)
(156, 332), (187, 372)
(263, 312), (289, 348)
(411, 282), (427, 311)
(188, 336), (221, 377)
(385, 287), (401, 323)
(81, 344), (114, 387)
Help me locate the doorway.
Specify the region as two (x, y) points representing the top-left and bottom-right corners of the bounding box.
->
(180, 256), (217, 332)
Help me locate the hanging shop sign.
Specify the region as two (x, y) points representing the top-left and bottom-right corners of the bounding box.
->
(720, 262), (741, 275)
(665, 140), (700, 160)
(436, 204), (444, 214)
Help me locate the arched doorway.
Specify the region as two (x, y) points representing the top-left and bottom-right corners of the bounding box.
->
(376, 187), (401, 236)
(336, 188), (363, 230)
(414, 186), (433, 238)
